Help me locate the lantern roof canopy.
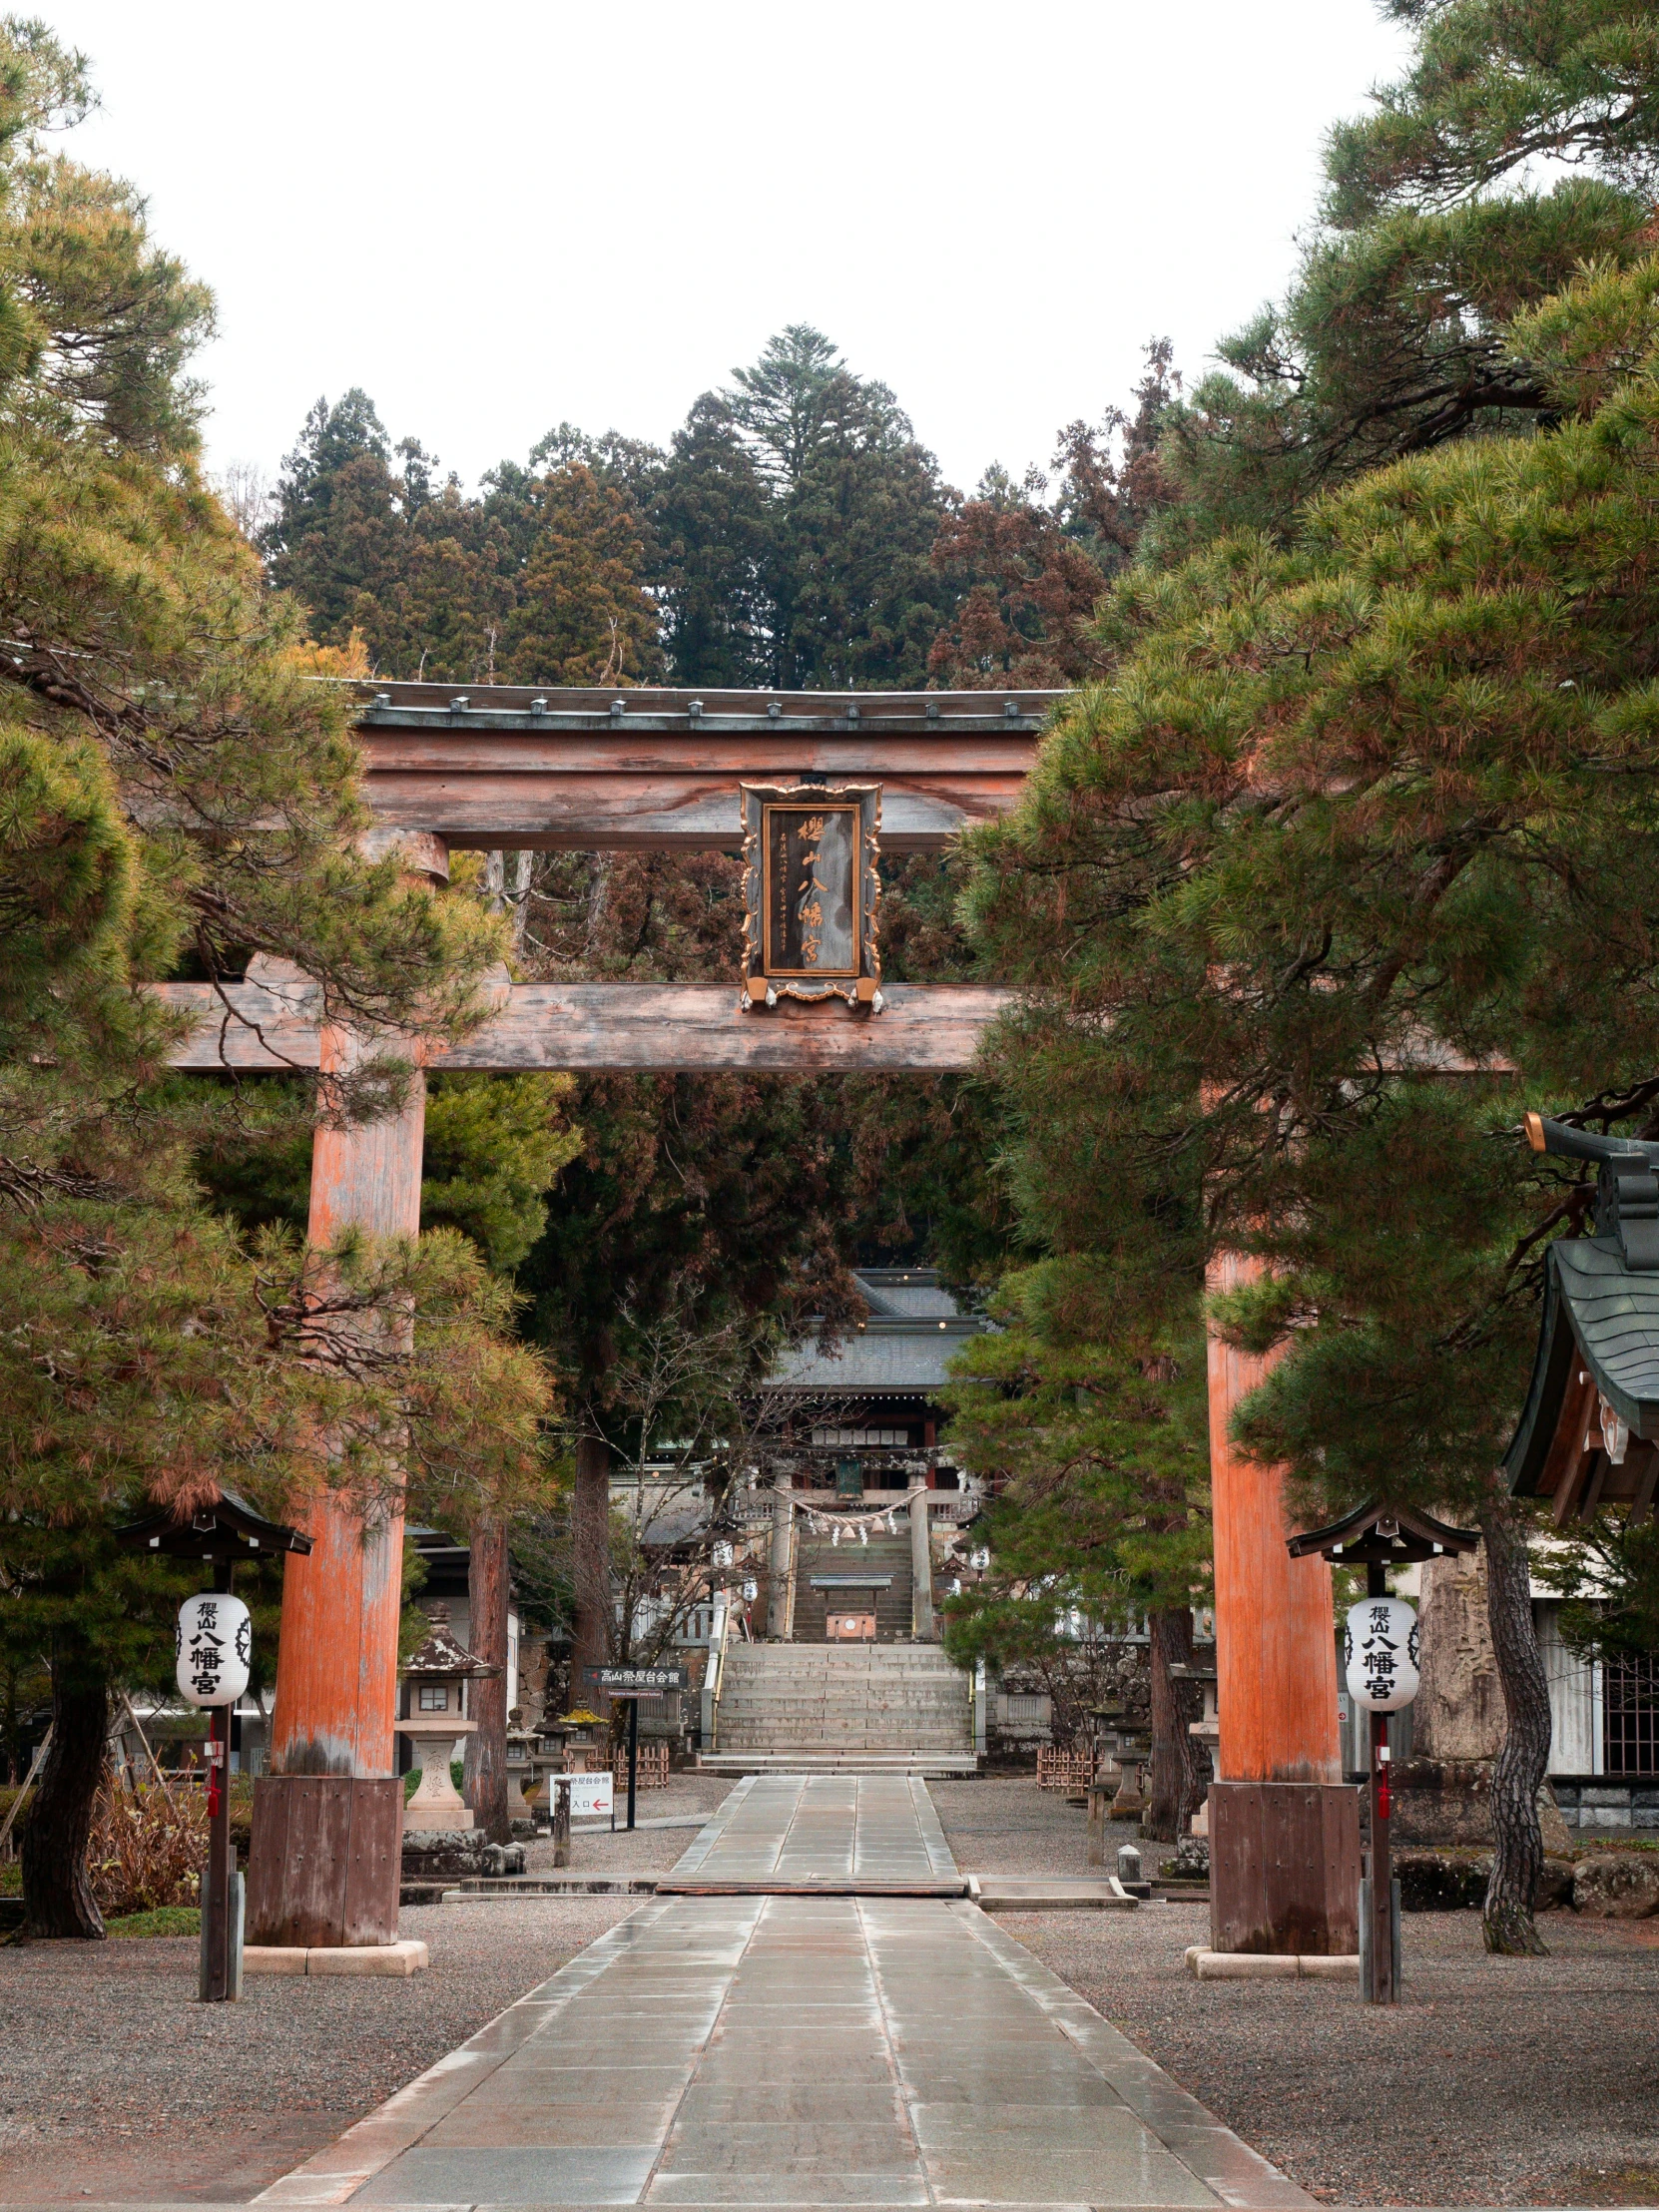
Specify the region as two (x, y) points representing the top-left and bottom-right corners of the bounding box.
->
(1287, 1498), (1480, 1568)
(401, 1599), (498, 1681)
(116, 1487), (312, 1560)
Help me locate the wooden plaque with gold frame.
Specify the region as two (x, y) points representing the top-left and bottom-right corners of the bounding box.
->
(739, 783), (881, 1008)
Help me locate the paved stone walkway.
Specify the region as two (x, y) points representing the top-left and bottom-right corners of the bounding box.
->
(671, 1774), (956, 1882)
(259, 1779), (1309, 2211)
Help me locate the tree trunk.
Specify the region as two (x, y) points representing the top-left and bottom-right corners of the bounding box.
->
(1146, 1608), (1201, 1844)
(463, 1514), (511, 1845)
(572, 1431), (612, 1691)
(1479, 1495), (1551, 1956)
(22, 1658), (109, 1939)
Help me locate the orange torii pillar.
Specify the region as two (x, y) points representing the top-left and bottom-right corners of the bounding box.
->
(245, 838), (443, 1951)
(1206, 1250), (1361, 1955)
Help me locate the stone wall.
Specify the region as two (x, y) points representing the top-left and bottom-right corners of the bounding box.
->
(1551, 1779), (1659, 1833)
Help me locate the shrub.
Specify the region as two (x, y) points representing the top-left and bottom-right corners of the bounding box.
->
(88, 1785), (206, 1917)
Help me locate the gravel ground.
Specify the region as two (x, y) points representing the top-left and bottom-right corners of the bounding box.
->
(8, 1776), (1656, 2208)
(1006, 1905), (1659, 2207)
(0, 1896), (639, 2203)
(0, 1776), (737, 2202)
(934, 1774), (1659, 2208)
(931, 1771), (1109, 1875)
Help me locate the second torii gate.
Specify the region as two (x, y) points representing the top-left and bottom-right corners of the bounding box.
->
(159, 682), (1349, 1954)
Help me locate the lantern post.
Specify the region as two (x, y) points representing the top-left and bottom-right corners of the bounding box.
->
(1362, 1562), (1400, 2005)
(1287, 1499), (1479, 2007)
(202, 1561), (237, 2002)
(118, 1493), (312, 2003)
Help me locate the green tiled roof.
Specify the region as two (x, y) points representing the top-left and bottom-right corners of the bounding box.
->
(1505, 1238), (1659, 1493)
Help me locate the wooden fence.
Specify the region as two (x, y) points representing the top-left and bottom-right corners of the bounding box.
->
(612, 1742), (671, 1791)
(1035, 1747), (1094, 1792)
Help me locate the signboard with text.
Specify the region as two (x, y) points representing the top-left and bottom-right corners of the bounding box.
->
(740, 782), (881, 1007)
(587, 1665), (690, 1695)
(564, 1772), (613, 1820)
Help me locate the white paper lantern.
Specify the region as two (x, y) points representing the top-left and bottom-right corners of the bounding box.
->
(176, 1592), (252, 1709)
(1344, 1596), (1419, 1713)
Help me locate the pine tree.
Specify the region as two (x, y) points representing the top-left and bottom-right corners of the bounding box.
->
(0, 26), (555, 1935)
(963, 247), (1659, 1950)
(1158, 1), (1659, 550)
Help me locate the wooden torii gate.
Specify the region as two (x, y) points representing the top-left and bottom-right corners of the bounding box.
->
(159, 682), (1347, 1953)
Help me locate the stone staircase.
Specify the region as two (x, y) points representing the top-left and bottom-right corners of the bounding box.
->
(791, 1529), (914, 1642)
(700, 1642), (977, 1776)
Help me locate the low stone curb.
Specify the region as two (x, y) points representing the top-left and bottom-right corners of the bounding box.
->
(244, 1938), (428, 1977)
(976, 1876), (1141, 1911)
(440, 1876), (660, 1900)
(1185, 1943), (1359, 1980)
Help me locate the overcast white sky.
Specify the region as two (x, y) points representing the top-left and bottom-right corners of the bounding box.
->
(50, 2), (1413, 499)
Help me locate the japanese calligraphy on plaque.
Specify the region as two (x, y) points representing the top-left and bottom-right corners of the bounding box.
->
(739, 783), (881, 1008)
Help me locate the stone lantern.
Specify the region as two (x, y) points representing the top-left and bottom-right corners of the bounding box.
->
(397, 1602), (497, 1834)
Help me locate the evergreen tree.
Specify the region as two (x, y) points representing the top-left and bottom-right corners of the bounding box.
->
(500, 463), (663, 686)
(677, 324), (946, 690)
(0, 24), (554, 1935)
(963, 247), (1659, 1950)
(653, 395), (771, 686)
(260, 390), (412, 657)
(1157, 0), (1659, 551)
(942, 1261), (1212, 1839)
(930, 343), (1183, 688)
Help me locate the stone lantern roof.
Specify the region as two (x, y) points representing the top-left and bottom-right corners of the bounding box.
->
(401, 1600), (499, 1685)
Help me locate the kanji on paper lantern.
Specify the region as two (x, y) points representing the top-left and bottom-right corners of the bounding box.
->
(1344, 1596), (1420, 1713)
(176, 1593), (252, 1709)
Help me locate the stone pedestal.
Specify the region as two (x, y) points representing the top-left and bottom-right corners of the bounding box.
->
(1391, 1757), (1574, 1856)
(399, 1715), (477, 1832)
(401, 1830), (527, 1891)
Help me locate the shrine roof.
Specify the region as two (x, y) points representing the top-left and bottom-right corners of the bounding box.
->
(402, 1599), (497, 1679)
(116, 1486), (312, 1559)
(767, 1271), (988, 1394)
(1504, 1114), (1659, 1513)
(854, 1269), (962, 1319)
(1504, 1237), (1659, 1489)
